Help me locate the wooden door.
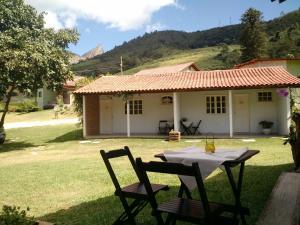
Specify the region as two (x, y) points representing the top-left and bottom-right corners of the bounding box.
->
(234, 94), (250, 133)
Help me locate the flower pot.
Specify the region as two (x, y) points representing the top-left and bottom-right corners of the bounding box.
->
(0, 127), (6, 144)
(262, 128), (271, 135)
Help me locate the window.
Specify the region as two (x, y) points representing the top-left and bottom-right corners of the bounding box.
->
(206, 96), (226, 114)
(38, 91), (42, 98)
(125, 100), (143, 115)
(258, 92), (272, 102)
(161, 96), (173, 104)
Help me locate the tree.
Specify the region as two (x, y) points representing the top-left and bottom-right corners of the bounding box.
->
(0, 0), (79, 139)
(268, 24), (300, 58)
(240, 8), (268, 62)
(284, 89), (300, 169)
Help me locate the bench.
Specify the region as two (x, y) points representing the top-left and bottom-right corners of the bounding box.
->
(256, 172), (300, 225)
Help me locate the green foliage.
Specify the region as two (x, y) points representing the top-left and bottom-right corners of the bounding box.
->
(0, 0), (79, 128)
(259, 121), (274, 129)
(0, 205), (35, 225)
(268, 24), (300, 58)
(72, 9), (300, 75)
(215, 44), (241, 68)
(240, 8), (268, 62)
(0, 100), (39, 113)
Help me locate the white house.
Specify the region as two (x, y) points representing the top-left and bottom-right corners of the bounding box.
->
(36, 75), (85, 109)
(75, 66), (300, 138)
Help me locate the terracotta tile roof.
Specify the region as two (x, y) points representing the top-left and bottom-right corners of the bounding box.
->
(75, 67), (300, 94)
(134, 62), (200, 75)
(64, 75), (85, 88)
(234, 58), (300, 69)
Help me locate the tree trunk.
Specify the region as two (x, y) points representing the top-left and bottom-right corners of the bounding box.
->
(0, 86), (14, 128)
(291, 113), (300, 169)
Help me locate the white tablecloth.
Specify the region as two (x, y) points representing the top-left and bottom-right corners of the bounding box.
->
(164, 146), (248, 190)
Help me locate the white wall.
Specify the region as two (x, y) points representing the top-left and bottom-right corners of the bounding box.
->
(99, 88), (288, 135)
(111, 93), (173, 134)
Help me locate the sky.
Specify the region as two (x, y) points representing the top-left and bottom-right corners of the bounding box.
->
(25, 0), (300, 55)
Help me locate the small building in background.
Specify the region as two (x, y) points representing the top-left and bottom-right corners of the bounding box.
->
(234, 58), (300, 77)
(37, 75), (85, 109)
(134, 62), (201, 75)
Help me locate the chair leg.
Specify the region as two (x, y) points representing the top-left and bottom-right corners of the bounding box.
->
(118, 197), (138, 225)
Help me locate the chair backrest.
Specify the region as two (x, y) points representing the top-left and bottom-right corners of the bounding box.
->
(100, 146), (140, 193)
(136, 158), (211, 217)
(195, 120), (202, 127)
(159, 120), (167, 127)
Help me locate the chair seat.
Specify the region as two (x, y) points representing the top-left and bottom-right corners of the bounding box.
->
(157, 198), (237, 224)
(117, 182), (168, 198)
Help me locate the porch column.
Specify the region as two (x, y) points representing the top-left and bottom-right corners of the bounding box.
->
(173, 92), (180, 132)
(126, 100), (131, 137)
(228, 90), (233, 138)
(82, 95), (87, 138)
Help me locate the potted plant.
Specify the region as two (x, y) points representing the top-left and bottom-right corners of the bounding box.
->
(259, 121), (274, 135)
(0, 126), (5, 144)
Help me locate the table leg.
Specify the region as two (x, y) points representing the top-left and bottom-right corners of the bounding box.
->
(224, 162), (248, 225)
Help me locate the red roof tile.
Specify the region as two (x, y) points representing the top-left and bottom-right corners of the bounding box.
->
(234, 58), (300, 69)
(75, 67), (300, 94)
(64, 75), (85, 88)
(134, 62), (200, 75)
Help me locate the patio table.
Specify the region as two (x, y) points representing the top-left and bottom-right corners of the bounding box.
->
(155, 148), (259, 225)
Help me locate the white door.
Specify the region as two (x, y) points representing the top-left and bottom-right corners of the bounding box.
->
(234, 94), (250, 133)
(100, 99), (113, 134)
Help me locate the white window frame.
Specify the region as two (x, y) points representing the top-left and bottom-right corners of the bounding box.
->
(206, 95), (226, 114)
(125, 99), (143, 115)
(258, 91), (272, 102)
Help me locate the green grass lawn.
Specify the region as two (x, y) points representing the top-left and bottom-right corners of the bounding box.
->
(0, 124), (294, 225)
(4, 110), (78, 123)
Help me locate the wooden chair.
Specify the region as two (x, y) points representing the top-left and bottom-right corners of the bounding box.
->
(191, 120), (202, 135)
(159, 120), (168, 134)
(100, 146), (169, 225)
(136, 158), (239, 225)
(180, 120), (192, 135)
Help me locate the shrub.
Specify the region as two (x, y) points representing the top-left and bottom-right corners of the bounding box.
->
(0, 100), (39, 113)
(15, 100), (39, 113)
(0, 205), (35, 225)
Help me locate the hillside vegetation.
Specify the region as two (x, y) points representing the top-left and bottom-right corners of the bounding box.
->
(124, 45), (239, 74)
(72, 9), (300, 75)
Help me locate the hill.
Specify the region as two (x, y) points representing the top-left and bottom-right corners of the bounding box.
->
(72, 9), (300, 75)
(123, 45), (239, 74)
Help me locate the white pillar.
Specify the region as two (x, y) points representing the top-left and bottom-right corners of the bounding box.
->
(126, 100), (131, 137)
(83, 95), (87, 138)
(286, 90), (291, 133)
(173, 92), (180, 132)
(228, 90), (233, 138)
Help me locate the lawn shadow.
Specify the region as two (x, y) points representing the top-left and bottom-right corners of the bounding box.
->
(0, 140), (39, 153)
(47, 128), (83, 143)
(40, 163), (293, 225)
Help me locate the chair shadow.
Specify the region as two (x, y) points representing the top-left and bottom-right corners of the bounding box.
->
(40, 163), (293, 225)
(0, 140), (38, 153)
(47, 129), (83, 143)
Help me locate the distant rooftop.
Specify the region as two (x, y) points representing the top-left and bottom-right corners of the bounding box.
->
(134, 62), (200, 75)
(234, 58), (300, 69)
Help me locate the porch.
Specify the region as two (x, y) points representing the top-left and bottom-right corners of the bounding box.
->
(82, 88), (291, 138)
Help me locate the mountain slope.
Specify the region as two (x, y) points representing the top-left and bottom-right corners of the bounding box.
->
(124, 45), (239, 74)
(72, 9), (300, 75)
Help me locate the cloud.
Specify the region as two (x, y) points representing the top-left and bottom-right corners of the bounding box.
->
(25, 0), (182, 31)
(146, 22), (167, 33)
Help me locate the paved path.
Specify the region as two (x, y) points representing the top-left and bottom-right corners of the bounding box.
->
(4, 118), (80, 129)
